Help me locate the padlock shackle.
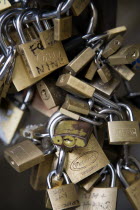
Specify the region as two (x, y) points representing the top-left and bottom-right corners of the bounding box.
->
(56, 148), (66, 178)
(46, 111), (62, 133)
(99, 108), (123, 120)
(117, 103), (134, 121)
(20, 87), (35, 110)
(47, 170), (70, 189)
(100, 164), (116, 187)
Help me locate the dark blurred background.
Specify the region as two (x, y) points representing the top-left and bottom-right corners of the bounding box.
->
(0, 0), (140, 209)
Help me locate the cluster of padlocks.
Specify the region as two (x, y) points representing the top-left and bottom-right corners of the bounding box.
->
(0, 0), (140, 209)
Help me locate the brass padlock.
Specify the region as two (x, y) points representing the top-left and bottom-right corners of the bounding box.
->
(117, 157), (140, 210)
(4, 140), (45, 172)
(77, 164), (117, 210)
(53, 3), (72, 41)
(36, 77), (65, 109)
(16, 10), (46, 78)
(112, 65), (135, 81)
(47, 170), (79, 210)
(85, 61), (97, 80)
(56, 74), (95, 98)
(64, 47), (97, 75)
(80, 172), (100, 191)
(108, 103), (140, 144)
(108, 45), (140, 65)
(0, 88), (33, 144)
(52, 120), (93, 148)
(106, 26), (127, 41)
(102, 35), (123, 58)
(91, 76), (120, 96)
(71, 0), (90, 16)
(30, 154), (54, 190)
(0, 0), (11, 11)
(65, 134), (109, 183)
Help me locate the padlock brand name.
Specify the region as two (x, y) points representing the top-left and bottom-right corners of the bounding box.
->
(70, 151), (98, 171)
(115, 128), (137, 138)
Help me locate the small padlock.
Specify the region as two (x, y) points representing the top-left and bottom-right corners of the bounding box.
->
(80, 172), (100, 191)
(53, 2), (72, 41)
(56, 73), (95, 98)
(47, 170), (79, 210)
(117, 156), (140, 210)
(0, 88), (34, 144)
(71, 0), (90, 16)
(112, 65), (135, 81)
(85, 61), (97, 80)
(102, 35), (123, 58)
(52, 120), (93, 148)
(65, 134), (109, 183)
(108, 45), (140, 65)
(77, 164), (118, 210)
(30, 154), (54, 191)
(4, 140), (45, 172)
(36, 77), (65, 110)
(108, 103), (140, 144)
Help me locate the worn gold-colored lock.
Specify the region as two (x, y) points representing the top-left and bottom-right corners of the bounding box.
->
(53, 3), (72, 41)
(47, 170), (79, 210)
(112, 65), (135, 81)
(97, 63), (112, 84)
(108, 104), (140, 145)
(108, 45), (140, 65)
(102, 35), (123, 58)
(64, 47), (96, 75)
(65, 134), (109, 183)
(117, 157), (140, 210)
(80, 172), (100, 191)
(52, 120), (93, 148)
(85, 61), (97, 80)
(106, 26), (127, 41)
(56, 73), (95, 98)
(71, 0), (90, 16)
(30, 154), (54, 191)
(0, 0), (11, 11)
(91, 75), (120, 96)
(77, 164), (117, 210)
(36, 77), (65, 109)
(4, 140), (45, 172)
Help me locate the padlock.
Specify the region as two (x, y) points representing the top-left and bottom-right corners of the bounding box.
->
(106, 26), (127, 41)
(71, 0), (90, 16)
(85, 61), (97, 80)
(32, 90), (59, 117)
(0, 0), (11, 11)
(77, 164), (118, 210)
(56, 73), (95, 98)
(36, 77), (65, 110)
(62, 94), (107, 120)
(102, 35), (123, 58)
(91, 75), (120, 96)
(52, 120), (93, 148)
(108, 103), (140, 144)
(33, 16), (55, 48)
(4, 140), (45, 172)
(80, 173), (100, 191)
(112, 65), (135, 81)
(21, 124), (46, 140)
(117, 156), (140, 210)
(108, 45), (140, 65)
(64, 46), (98, 75)
(47, 170), (79, 210)
(53, 2), (72, 41)
(16, 10), (47, 78)
(0, 88), (34, 144)
(65, 134), (109, 183)
(30, 154), (54, 191)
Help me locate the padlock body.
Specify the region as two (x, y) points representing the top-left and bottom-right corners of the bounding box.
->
(56, 74), (95, 98)
(80, 173), (100, 191)
(52, 120), (93, 148)
(126, 179), (140, 210)
(4, 140), (45, 172)
(39, 29), (55, 48)
(47, 183), (79, 210)
(77, 187), (118, 210)
(30, 154), (54, 190)
(108, 121), (140, 144)
(54, 16), (72, 41)
(113, 65), (135, 81)
(97, 65), (112, 84)
(85, 61), (97, 80)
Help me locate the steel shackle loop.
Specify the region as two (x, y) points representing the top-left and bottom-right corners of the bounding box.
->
(56, 148), (66, 179)
(99, 108), (123, 121)
(117, 103), (134, 121)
